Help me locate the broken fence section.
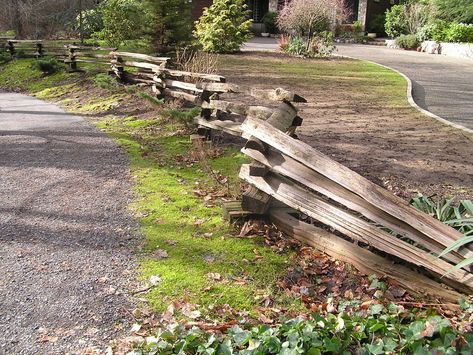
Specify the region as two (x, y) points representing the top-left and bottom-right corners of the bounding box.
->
(192, 82), (473, 301)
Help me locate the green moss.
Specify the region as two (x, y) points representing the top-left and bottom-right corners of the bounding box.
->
(84, 114), (297, 316)
(74, 94), (126, 113)
(34, 83), (77, 99)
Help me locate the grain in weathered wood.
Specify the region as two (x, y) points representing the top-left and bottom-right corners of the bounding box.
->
(242, 147), (465, 265)
(250, 88), (307, 103)
(196, 82), (240, 93)
(239, 165), (473, 293)
(248, 162), (268, 177)
(165, 79), (203, 93)
(241, 184), (272, 215)
(164, 89), (200, 104)
(244, 102), (297, 153)
(222, 201), (252, 222)
(201, 100), (274, 119)
(110, 51), (169, 64)
(164, 69), (225, 82)
(241, 117), (473, 260)
(193, 117), (242, 137)
(121, 60), (162, 72)
(269, 208), (463, 302)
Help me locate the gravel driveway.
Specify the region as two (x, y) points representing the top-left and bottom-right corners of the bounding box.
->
(0, 93), (139, 354)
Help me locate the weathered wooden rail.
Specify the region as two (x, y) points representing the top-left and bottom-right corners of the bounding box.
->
(6, 40), (472, 300)
(188, 81), (473, 302)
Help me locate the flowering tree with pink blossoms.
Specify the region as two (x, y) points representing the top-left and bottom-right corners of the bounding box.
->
(277, 0), (350, 41)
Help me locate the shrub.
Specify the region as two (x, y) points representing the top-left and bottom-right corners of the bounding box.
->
(144, 0), (193, 52)
(77, 7), (104, 39)
(262, 11), (278, 34)
(416, 23), (436, 42)
(0, 50), (12, 64)
(444, 23), (473, 43)
(405, 3), (429, 36)
(308, 31), (336, 57)
(194, 0), (253, 53)
(286, 36), (307, 56)
(93, 73), (118, 90)
(432, 0), (473, 24)
(277, 0), (349, 40)
(430, 20), (450, 42)
(395, 34), (420, 49)
(352, 20), (363, 34)
(277, 34), (291, 51)
(385, 4), (408, 38)
(137, 91), (164, 106)
(93, 0), (145, 47)
(31, 56), (61, 75)
(174, 47), (219, 80)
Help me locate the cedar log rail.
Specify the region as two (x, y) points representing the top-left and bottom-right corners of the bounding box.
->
(6, 39), (472, 301)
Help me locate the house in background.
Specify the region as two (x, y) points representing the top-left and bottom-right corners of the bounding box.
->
(191, 0), (398, 33)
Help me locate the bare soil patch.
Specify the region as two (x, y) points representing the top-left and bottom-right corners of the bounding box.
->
(219, 52), (473, 201)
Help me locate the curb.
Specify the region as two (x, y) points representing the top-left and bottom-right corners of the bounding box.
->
(334, 53), (473, 136)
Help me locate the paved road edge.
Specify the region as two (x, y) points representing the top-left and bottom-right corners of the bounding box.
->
(335, 53), (473, 135)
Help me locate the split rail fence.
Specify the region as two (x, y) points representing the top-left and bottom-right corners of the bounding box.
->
(6, 39), (472, 302)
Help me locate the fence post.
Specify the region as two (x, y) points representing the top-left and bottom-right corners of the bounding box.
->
(64, 46), (77, 72)
(110, 52), (125, 81)
(152, 63), (166, 99)
(7, 40), (15, 56)
(35, 42), (43, 58)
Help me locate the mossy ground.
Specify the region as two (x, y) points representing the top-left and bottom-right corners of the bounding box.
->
(0, 58), (299, 319)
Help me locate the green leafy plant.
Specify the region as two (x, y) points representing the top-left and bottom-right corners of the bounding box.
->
(416, 23), (436, 42)
(144, 0), (193, 52)
(385, 4), (408, 38)
(93, 0), (145, 47)
(286, 36), (307, 56)
(430, 19), (450, 42)
(137, 91), (164, 106)
(444, 23), (473, 43)
(138, 307), (473, 354)
(432, 0), (473, 24)
(262, 11), (278, 34)
(410, 195), (473, 271)
(93, 73), (118, 91)
(352, 20), (363, 34)
(308, 31), (336, 57)
(194, 0), (253, 53)
(77, 7), (104, 39)
(395, 34), (420, 49)
(31, 56), (61, 75)
(0, 50), (12, 64)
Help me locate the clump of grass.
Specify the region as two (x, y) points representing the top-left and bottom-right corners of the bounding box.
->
(93, 73), (118, 91)
(137, 91), (164, 106)
(0, 49), (12, 64)
(31, 56), (61, 75)
(163, 107), (201, 127)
